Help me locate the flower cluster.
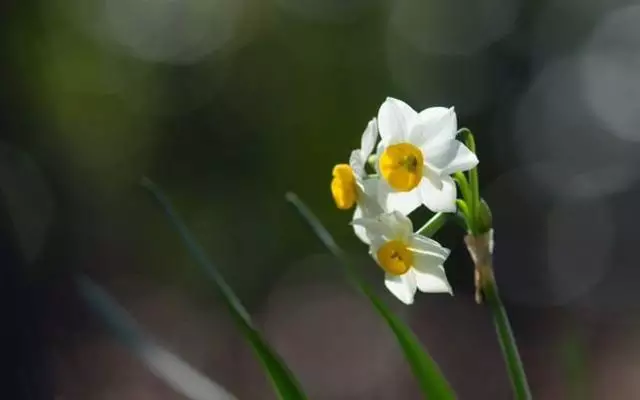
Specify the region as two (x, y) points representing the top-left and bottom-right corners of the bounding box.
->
(330, 97), (479, 304)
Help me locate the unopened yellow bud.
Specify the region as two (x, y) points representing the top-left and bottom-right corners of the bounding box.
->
(331, 164), (358, 210)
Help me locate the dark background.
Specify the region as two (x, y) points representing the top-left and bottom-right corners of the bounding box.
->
(3, 0), (640, 398)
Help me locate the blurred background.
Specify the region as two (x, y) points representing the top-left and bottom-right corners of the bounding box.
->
(3, 0), (640, 398)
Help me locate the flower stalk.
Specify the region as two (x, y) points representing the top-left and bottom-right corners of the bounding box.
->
(460, 129), (532, 400)
(466, 231), (530, 399)
(416, 212), (448, 237)
(485, 280), (531, 400)
(329, 98), (531, 398)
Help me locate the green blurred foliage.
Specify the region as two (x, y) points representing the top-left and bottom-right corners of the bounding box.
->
(1, 0), (523, 322)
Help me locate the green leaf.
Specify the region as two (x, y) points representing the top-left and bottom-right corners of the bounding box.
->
(76, 276), (238, 400)
(286, 192), (456, 399)
(141, 178), (308, 400)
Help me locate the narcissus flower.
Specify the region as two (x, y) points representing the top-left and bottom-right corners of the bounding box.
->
(352, 211), (452, 304)
(331, 119), (384, 243)
(375, 97), (478, 214)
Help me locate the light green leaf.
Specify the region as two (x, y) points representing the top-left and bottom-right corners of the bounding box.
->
(76, 276), (237, 400)
(286, 192), (456, 399)
(142, 178), (308, 400)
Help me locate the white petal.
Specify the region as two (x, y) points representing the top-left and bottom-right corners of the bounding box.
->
(351, 217), (390, 241)
(373, 140), (385, 175)
(419, 174), (457, 213)
(384, 271), (417, 304)
(352, 206), (370, 245)
(413, 256), (452, 294)
(349, 150), (366, 178)
(352, 210), (413, 244)
(380, 211), (414, 241)
(408, 235), (451, 259)
(353, 180), (384, 243)
(357, 177), (382, 211)
(369, 236), (387, 254)
(360, 118), (378, 159)
(409, 107), (457, 148)
(422, 166), (443, 190)
(377, 97), (417, 144)
(362, 178), (378, 195)
(377, 180), (422, 215)
(426, 140), (478, 176)
(375, 139), (385, 157)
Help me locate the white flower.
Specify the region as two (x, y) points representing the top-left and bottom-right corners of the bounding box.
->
(375, 97), (478, 215)
(330, 119), (384, 243)
(352, 211), (452, 304)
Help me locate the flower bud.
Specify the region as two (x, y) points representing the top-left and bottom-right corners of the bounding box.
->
(477, 198), (493, 234)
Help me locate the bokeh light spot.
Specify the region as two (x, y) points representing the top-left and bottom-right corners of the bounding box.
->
(580, 4), (640, 143)
(388, 0), (519, 56)
(104, 0), (243, 64)
(275, 0), (375, 23)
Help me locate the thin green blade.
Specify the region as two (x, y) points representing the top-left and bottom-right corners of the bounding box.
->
(142, 178), (307, 400)
(76, 276), (237, 400)
(286, 192), (456, 399)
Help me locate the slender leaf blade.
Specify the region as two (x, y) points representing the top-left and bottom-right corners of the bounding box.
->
(142, 178), (307, 400)
(286, 192), (456, 399)
(76, 276), (237, 400)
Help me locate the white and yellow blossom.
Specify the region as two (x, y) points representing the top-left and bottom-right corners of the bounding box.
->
(352, 211), (452, 304)
(331, 118), (384, 243)
(375, 97), (478, 215)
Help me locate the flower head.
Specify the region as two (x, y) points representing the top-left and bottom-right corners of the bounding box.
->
(330, 119), (384, 243)
(375, 97), (478, 215)
(353, 211), (452, 304)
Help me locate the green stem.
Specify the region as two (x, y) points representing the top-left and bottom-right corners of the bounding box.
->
(416, 212), (447, 237)
(459, 128), (480, 234)
(483, 279), (531, 399)
(459, 128), (527, 396)
(470, 171), (479, 232)
(453, 172), (472, 203)
(453, 172), (475, 233)
(455, 199), (470, 224)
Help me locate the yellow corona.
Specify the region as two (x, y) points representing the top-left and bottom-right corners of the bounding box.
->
(376, 239), (413, 275)
(378, 143), (424, 191)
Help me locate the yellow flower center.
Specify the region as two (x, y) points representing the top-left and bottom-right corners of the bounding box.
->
(331, 164), (358, 210)
(379, 143), (424, 191)
(376, 240), (413, 275)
